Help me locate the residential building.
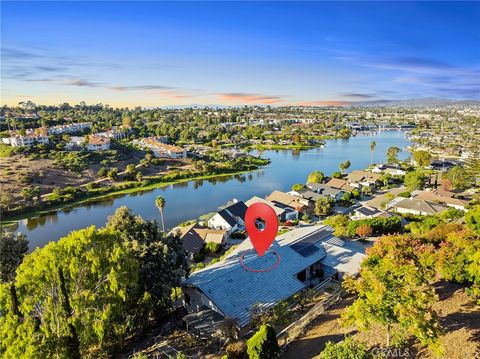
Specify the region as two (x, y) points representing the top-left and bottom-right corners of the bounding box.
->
(48, 122), (91, 135)
(176, 223), (227, 259)
(207, 200), (248, 234)
(65, 136), (85, 150)
(351, 205), (393, 220)
(265, 190), (311, 213)
(387, 197), (449, 215)
(346, 170), (382, 188)
(2, 128), (49, 147)
(133, 137), (187, 159)
(182, 225), (365, 330)
(325, 178), (359, 192)
(86, 135), (111, 151)
(371, 163), (406, 176)
(411, 189), (469, 210)
(306, 183), (345, 202)
(245, 196), (298, 221)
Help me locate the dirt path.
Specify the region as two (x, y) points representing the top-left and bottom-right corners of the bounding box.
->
(281, 297), (354, 359)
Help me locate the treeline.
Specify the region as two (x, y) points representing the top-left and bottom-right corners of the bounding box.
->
(0, 207), (189, 358)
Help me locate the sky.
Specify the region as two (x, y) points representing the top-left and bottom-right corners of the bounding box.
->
(1, 1), (479, 107)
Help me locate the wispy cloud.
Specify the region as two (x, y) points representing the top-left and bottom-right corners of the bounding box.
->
(65, 79), (102, 87)
(297, 100), (355, 107)
(338, 92), (376, 99)
(217, 92), (284, 104)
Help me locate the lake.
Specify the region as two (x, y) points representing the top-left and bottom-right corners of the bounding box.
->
(10, 131), (411, 250)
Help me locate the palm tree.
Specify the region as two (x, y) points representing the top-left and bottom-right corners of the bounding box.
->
(370, 141), (376, 164)
(155, 195), (166, 231)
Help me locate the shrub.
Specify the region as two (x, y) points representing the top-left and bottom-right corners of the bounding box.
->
(193, 252), (205, 263)
(291, 183), (304, 191)
(97, 167), (108, 177)
(246, 324), (278, 359)
(301, 214), (310, 221)
(356, 225), (373, 238)
(205, 241), (221, 254)
(226, 341), (247, 359)
(347, 216), (403, 238)
(320, 337), (371, 359)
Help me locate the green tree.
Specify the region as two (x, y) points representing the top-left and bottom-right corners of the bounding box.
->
(412, 150), (432, 167)
(315, 197), (334, 217)
(155, 195), (166, 231)
(465, 206), (480, 235)
(0, 226), (139, 357)
(321, 337), (371, 359)
(339, 160), (351, 174)
(246, 324), (278, 359)
(370, 141), (376, 165)
(443, 166), (473, 190)
(291, 183), (304, 191)
(324, 214), (350, 237)
(404, 170), (425, 191)
(342, 235), (442, 353)
(436, 229), (480, 304)
(106, 207), (189, 313)
(307, 170), (325, 184)
(0, 230), (29, 283)
(387, 146), (401, 163)
(331, 171), (342, 179)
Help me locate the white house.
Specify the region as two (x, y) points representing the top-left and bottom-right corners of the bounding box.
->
(86, 135), (111, 151)
(65, 136), (85, 150)
(208, 200), (247, 234)
(133, 137), (187, 159)
(3, 129), (49, 147)
(48, 122), (91, 135)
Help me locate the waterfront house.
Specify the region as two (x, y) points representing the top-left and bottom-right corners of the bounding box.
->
(182, 225), (365, 330)
(371, 163), (406, 176)
(265, 190), (311, 214)
(325, 178), (359, 192)
(133, 137), (187, 159)
(86, 135), (111, 151)
(245, 196), (299, 221)
(346, 170), (382, 188)
(306, 183), (345, 202)
(207, 200), (248, 234)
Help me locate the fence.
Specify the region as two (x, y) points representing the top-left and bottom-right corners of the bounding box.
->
(276, 283), (344, 348)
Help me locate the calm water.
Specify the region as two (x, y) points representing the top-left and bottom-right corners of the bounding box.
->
(9, 131), (411, 250)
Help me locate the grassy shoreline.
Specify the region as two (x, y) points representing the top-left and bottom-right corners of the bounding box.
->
(0, 169), (256, 226)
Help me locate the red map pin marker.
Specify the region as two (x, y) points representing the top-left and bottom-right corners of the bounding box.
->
(245, 203), (279, 257)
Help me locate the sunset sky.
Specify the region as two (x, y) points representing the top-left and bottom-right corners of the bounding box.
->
(2, 1), (479, 107)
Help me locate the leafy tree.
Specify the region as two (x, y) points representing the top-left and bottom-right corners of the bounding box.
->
(436, 229), (480, 304)
(321, 337), (371, 359)
(331, 171), (342, 179)
(339, 160), (351, 174)
(387, 146), (401, 163)
(404, 170), (425, 191)
(412, 150), (432, 167)
(246, 324), (278, 359)
(155, 195), (166, 231)
(0, 226), (138, 357)
(107, 168), (118, 180)
(205, 241), (221, 254)
(324, 214), (350, 237)
(356, 225), (373, 238)
(465, 205), (480, 234)
(370, 141), (376, 165)
(315, 197), (334, 217)
(291, 183), (304, 191)
(106, 207), (189, 313)
(442, 166), (473, 190)
(307, 170), (325, 184)
(0, 192), (15, 211)
(342, 235), (441, 353)
(0, 230), (29, 283)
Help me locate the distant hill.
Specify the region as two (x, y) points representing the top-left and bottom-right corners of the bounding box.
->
(351, 97), (480, 108)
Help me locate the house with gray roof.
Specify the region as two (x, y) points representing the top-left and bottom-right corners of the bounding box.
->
(387, 197), (449, 216)
(182, 225), (365, 329)
(306, 183), (345, 202)
(208, 200), (247, 234)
